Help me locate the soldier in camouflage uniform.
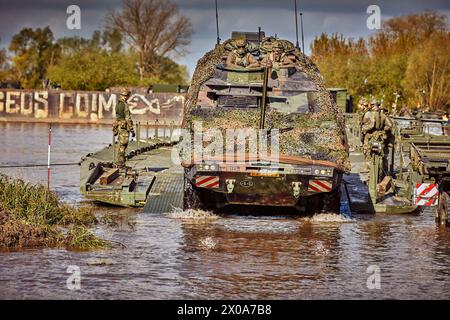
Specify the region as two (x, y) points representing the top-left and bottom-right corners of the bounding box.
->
(113, 88), (135, 168)
(361, 99), (379, 158)
(360, 99), (372, 153)
(226, 39), (260, 68)
(261, 41), (294, 69)
(355, 98), (368, 146)
(361, 98), (394, 176)
(357, 98), (369, 113)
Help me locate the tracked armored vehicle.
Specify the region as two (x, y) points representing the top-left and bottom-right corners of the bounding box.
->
(182, 32), (350, 213)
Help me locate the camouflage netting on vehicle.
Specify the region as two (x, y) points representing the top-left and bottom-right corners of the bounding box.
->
(183, 39), (350, 173)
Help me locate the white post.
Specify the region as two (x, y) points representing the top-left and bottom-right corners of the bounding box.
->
(47, 123), (52, 189)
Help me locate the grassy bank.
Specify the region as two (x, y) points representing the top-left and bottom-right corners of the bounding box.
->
(0, 175), (108, 250)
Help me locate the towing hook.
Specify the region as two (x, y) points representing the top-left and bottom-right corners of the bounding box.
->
(226, 179), (236, 194)
(292, 182), (302, 199)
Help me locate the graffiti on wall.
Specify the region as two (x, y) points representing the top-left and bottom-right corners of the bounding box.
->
(0, 90), (185, 123)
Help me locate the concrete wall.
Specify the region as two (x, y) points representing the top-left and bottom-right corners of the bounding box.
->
(0, 89), (185, 125)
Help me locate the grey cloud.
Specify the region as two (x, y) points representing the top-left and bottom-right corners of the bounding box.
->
(175, 0), (450, 14)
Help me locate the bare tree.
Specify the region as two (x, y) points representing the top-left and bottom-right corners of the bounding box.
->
(107, 0), (193, 81)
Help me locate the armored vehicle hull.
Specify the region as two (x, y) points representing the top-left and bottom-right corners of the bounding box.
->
(183, 155), (341, 212)
(182, 33), (349, 213)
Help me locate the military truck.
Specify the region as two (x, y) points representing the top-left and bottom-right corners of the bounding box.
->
(408, 140), (450, 226)
(181, 32), (349, 213)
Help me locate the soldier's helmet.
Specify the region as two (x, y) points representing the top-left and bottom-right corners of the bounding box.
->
(371, 98), (380, 106)
(272, 41), (284, 51)
(234, 39), (248, 56)
(235, 39), (247, 48)
(120, 88), (131, 97)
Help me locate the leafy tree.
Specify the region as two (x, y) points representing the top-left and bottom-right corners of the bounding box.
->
(8, 27), (59, 88)
(0, 38), (8, 79)
(367, 11), (448, 108)
(47, 50), (139, 91)
(102, 29), (123, 53)
(152, 55), (189, 84)
(369, 10), (447, 57)
(311, 11), (449, 111)
(402, 32), (450, 111)
(311, 33), (370, 105)
(49, 30), (189, 90)
(57, 36), (95, 57)
(57, 30), (122, 56)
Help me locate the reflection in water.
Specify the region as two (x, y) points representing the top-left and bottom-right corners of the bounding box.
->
(0, 123), (449, 299)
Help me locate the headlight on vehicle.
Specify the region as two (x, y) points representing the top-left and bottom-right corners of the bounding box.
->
(198, 163), (217, 171)
(314, 168), (333, 176)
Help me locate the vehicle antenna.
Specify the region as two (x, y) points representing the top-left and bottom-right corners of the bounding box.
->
(294, 0), (299, 49)
(215, 0), (220, 45)
(300, 11), (305, 53)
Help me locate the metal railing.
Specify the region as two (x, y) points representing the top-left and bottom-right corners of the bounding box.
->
(138, 120), (181, 145)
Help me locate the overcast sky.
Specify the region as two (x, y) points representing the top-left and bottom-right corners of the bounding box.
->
(0, 0), (449, 77)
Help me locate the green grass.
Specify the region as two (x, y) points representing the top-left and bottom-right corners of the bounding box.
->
(0, 175), (108, 250)
(65, 226), (109, 251)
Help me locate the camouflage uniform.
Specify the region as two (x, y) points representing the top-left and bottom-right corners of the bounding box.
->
(113, 89), (135, 168)
(226, 39), (260, 68)
(357, 98), (368, 113)
(361, 99), (393, 174)
(261, 41), (294, 70)
(355, 98), (368, 145)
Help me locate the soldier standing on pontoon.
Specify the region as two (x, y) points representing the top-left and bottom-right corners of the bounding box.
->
(113, 88), (135, 169)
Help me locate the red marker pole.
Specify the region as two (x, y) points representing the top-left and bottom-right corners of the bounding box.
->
(47, 123), (52, 189)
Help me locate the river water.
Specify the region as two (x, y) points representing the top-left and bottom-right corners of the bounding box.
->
(0, 123), (449, 299)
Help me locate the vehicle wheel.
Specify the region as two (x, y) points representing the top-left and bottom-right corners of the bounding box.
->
(182, 168), (213, 211)
(322, 187), (341, 214)
(183, 172), (201, 210)
(305, 193), (324, 214)
(436, 192), (449, 227)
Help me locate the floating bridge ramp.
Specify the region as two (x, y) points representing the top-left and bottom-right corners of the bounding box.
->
(143, 166), (184, 214)
(80, 141), (184, 211)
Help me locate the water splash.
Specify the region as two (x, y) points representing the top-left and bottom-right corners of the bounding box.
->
(199, 237), (217, 250)
(302, 213), (354, 223)
(165, 208), (219, 220)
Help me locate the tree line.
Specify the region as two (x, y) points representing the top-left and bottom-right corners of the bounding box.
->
(0, 0), (192, 91)
(311, 11), (449, 111)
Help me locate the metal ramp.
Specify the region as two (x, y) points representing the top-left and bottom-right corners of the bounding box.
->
(143, 168), (184, 213)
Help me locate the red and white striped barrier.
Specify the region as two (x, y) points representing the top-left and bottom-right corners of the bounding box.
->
(414, 183), (439, 206)
(195, 176), (219, 189)
(308, 180), (332, 193)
